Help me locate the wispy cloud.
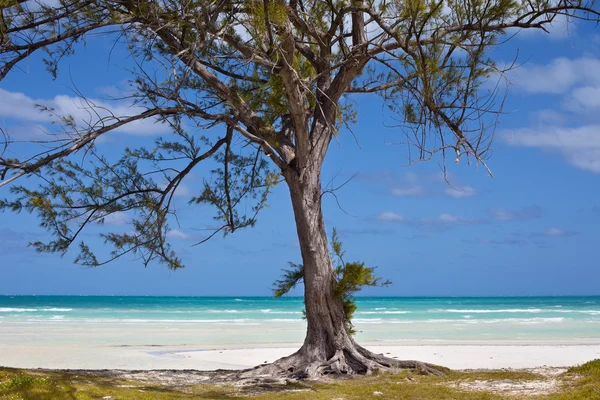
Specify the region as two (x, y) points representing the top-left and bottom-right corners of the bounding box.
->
(376, 212), (405, 223)
(499, 55), (600, 174)
(339, 227), (395, 237)
(445, 185), (477, 198)
(419, 213), (484, 225)
(98, 212), (130, 226)
(502, 125), (600, 173)
(391, 186), (425, 197)
(511, 15), (577, 41)
(367, 170), (477, 198)
(533, 227), (578, 237)
(506, 57), (600, 95)
(0, 88), (170, 137)
(166, 229), (190, 240)
(479, 238), (528, 246)
(488, 206), (543, 221)
(375, 211), (485, 232)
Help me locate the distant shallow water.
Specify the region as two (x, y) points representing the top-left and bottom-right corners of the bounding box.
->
(0, 296), (599, 346)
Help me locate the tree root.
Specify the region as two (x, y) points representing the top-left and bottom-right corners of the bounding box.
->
(237, 345), (447, 381)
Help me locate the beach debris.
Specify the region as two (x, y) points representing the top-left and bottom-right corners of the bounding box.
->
(373, 391), (383, 395)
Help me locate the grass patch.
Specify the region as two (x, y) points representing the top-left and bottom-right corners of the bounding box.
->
(447, 369), (546, 382)
(0, 362), (599, 400)
(567, 358), (600, 377)
(542, 359), (600, 400)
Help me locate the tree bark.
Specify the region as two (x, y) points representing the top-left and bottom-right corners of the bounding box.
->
(240, 163), (446, 380)
(286, 165), (353, 372)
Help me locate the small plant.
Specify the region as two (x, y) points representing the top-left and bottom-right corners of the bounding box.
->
(0, 375), (49, 389)
(273, 229), (390, 333)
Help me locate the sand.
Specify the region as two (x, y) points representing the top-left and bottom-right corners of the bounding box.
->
(1, 343), (599, 370)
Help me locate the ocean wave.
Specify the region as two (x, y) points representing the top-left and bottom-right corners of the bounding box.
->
(269, 318), (304, 323)
(353, 318), (413, 324)
(351, 317), (572, 325)
(0, 307), (73, 312)
(260, 310), (302, 314)
(430, 308), (544, 313)
(357, 311), (410, 314)
(551, 309), (600, 315)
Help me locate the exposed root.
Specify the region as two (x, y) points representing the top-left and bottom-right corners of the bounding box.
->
(238, 345), (447, 381)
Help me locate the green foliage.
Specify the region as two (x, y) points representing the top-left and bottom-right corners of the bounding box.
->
(273, 262), (304, 298)
(273, 229), (390, 334)
(330, 229), (391, 334)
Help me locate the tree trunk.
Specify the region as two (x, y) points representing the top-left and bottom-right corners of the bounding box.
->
(286, 165), (354, 373)
(240, 165), (445, 380)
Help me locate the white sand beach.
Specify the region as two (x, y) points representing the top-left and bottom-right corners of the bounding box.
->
(2, 314), (600, 371)
(1, 343), (599, 371)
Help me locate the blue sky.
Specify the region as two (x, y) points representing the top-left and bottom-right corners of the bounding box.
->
(0, 16), (599, 296)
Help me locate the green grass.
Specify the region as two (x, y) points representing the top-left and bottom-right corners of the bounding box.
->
(1, 360), (599, 400)
(544, 359), (600, 400)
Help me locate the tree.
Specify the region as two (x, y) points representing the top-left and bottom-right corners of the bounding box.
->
(1, 0), (598, 379)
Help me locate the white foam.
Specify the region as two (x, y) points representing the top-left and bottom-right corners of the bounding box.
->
(0, 307), (73, 312)
(432, 308), (544, 313)
(269, 319), (303, 323)
(358, 311), (410, 314)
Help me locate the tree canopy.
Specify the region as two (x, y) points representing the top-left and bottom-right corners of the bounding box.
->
(2, 0), (597, 269)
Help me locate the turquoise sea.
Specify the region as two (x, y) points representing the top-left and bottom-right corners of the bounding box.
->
(1, 296), (599, 345)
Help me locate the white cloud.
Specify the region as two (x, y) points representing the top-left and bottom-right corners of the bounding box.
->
(512, 14), (577, 41)
(158, 182), (193, 198)
(567, 86), (600, 112)
(506, 57), (600, 95)
(166, 229), (190, 240)
(420, 213), (482, 225)
(445, 185), (477, 198)
(372, 170), (476, 198)
(502, 125), (600, 173)
(488, 206), (542, 221)
(376, 212), (405, 223)
(392, 186), (424, 197)
(99, 212), (130, 226)
(175, 183), (192, 197)
(536, 227), (577, 237)
(375, 210), (484, 232)
(0, 88), (170, 137)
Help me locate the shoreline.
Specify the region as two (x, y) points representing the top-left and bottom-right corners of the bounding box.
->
(2, 343), (599, 371)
